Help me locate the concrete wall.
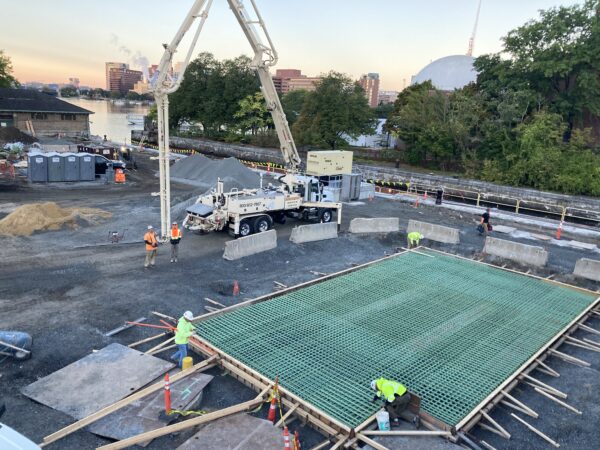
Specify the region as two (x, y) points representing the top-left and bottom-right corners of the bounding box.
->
(407, 219), (460, 244)
(14, 112), (90, 138)
(223, 230), (277, 261)
(290, 222), (338, 244)
(483, 237), (548, 267)
(349, 218), (399, 234)
(573, 258), (600, 282)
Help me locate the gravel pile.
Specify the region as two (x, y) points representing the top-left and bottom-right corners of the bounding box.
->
(170, 155), (261, 191)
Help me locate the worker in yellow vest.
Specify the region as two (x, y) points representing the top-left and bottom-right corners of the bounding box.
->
(371, 377), (419, 428)
(407, 231), (424, 248)
(170, 222), (182, 263)
(143, 225), (158, 268)
(171, 311), (194, 368)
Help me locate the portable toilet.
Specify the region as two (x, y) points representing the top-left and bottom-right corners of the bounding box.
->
(63, 153), (80, 181)
(47, 152), (64, 182)
(27, 152), (48, 183)
(78, 153), (95, 181)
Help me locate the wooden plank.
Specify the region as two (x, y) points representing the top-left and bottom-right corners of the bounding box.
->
(145, 336), (175, 355)
(329, 437), (348, 450)
(96, 385), (271, 450)
(128, 332), (169, 348)
(510, 413), (560, 448)
(361, 430), (452, 436)
(204, 297), (226, 308)
(41, 356), (218, 446)
(354, 411), (378, 432)
(535, 359), (560, 377)
(481, 412), (511, 439)
(533, 388), (582, 415)
(204, 305), (220, 313)
(549, 349), (591, 367)
(275, 404), (299, 427)
(480, 440), (498, 450)
(500, 391), (538, 418)
(356, 433), (389, 450)
(151, 311), (176, 322)
(522, 374), (567, 399)
(579, 323), (600, 336)
(0, 339), (30, 354)
(478, 423), (508, 439)
(104, 317), (146, 337)
(309, 440), (330, 450)
(148, 344), (176, 355)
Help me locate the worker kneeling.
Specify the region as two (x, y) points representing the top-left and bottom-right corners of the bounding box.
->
(407, 231), (424, 249)
(371, 378), (420, 428)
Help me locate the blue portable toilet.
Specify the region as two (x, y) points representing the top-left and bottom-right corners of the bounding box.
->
(63, 153), (80, 181)
(47, 152), (64, 182)
(27, 152), (48, 182)
(78, 153), (95, 181)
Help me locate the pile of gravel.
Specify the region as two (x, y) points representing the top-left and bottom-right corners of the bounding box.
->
(170, 155), (261, 191)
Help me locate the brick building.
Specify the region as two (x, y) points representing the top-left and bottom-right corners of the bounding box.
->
(0, 88), (92, 138)
(359, 73), (380, 107)
(108, 68), (143, 96)
(105, 62), (128, 90)
(272, 69), (321, 94)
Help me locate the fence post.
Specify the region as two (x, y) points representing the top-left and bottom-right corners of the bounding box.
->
(476, 193), (481, 207)
(560, 207), (566, 223)
(515, 199), (520, 214)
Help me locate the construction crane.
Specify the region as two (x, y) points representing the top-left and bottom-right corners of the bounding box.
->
(467, 0), (482, 57)
(151, 0), (340, 239)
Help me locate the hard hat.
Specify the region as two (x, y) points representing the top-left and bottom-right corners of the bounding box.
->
(147, 225), (153, 229)
(172, 222), (177, 225)
(370, 380), (377, 390)
(183, 311), (193, 321)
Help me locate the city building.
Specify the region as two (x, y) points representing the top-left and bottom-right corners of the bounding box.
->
(0, 88), (92, 137)
(411, 55), (477, 91)
(68, 77), (80, 88)
(105, 62), (128, 90)
(272, 69), (321, 94)
(132, 80), (150, 95)
(378, 90), (399, 105)
(359, 73), (380, 108)
(108, 67), (143, 95)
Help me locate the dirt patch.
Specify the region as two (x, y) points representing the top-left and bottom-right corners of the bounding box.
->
(0, 202), (112, 236)
(0, 126), (38, 145)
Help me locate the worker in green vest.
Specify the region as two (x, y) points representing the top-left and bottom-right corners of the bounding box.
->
(407, 231), (424, 248)
(371, 377), (420, 428)
(171, 311), (194, 368)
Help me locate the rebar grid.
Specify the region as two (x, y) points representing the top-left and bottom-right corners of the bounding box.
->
(195, 251), (596, 428)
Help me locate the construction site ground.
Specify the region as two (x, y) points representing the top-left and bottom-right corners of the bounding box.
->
(0, 150), (598, 450)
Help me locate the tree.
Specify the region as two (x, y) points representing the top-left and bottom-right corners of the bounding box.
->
(281, 89), (308, 126)
(0, 50), (18, 88)
(60, 86), (78, 97)
(234, 92), (273, 135)
(374, 103), (394, 119)
(292, 72), (376, 149)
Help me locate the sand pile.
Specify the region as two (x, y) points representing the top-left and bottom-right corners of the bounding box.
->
(170, 155), (261, 191)
(0, 202), (112, 236)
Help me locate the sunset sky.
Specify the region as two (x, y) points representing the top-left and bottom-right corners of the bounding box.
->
(2, 0), (581, 91)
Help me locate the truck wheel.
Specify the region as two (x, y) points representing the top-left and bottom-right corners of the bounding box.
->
(254, 215), (272, 233)
(238, 219), (253, 237)
(319, 209), (333, 223)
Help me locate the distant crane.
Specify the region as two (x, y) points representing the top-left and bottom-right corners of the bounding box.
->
(467, 0), (482, 57)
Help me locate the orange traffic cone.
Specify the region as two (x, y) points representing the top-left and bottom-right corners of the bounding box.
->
(414, 196), (420, 208)
(283, 426), (291, 450)
(233, 280), (240, 296)
(556, 221), (563, 240)
(268, 396), (277, 423)
(423, 191), (428, 200)
(294, 431), (301, 450)
(164, 373), (171, 414)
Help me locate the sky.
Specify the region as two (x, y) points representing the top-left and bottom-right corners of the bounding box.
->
(1, 0), (583, 91)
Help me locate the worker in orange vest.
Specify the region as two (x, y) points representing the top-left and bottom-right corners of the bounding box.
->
(170, 222), (182, 263)
(144, 225), (158, 268)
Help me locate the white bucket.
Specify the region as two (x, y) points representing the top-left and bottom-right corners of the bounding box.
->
(376, 410), (390, 431)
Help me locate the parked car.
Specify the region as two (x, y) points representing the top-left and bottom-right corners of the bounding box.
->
(0, 402), (40, 449)
(95, 155), (126, 175)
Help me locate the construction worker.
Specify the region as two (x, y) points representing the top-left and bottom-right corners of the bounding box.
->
(479, 208), (492, 235)
(143, 225), (158, 268)
(171, 311), (194, 368)
(371, 377), (420, 428)
(170, 222), (182, 263)
(407, 231), (424, 248)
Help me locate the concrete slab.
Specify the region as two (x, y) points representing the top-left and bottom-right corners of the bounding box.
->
(484, 237), (548, 267)
(567, 240), (598, 251)
(175, 413), (282, 450)
(223, 230), (277, 261)
(492, 225), (516, 234)
(349, 217), (399, 234)
(407, 220), (460, 244)
(21, 343), (173, 419)
(290, 222), (338, 244)
(574, 258), (600, 282)
(88, 373), (213, 445)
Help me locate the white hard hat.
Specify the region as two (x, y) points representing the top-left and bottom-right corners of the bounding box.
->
(147, 225), (153, 229)
(183, 311), (193, 321)
(370, 380), (377, 390)
(172, 222), (177, 225)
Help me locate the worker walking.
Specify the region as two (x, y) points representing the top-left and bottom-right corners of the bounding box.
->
(371, 377), (420, 428)
(170, 222), (182, 263)
(144, 225), (158, 268)
(171, 311), (194, 368)
(407, 231), (424, 248)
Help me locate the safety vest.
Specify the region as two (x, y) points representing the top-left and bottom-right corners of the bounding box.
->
(144, 231), (157, 251)
(170, 227), (181, 244)
(375, 377), (407, 402)
(407, 231), (423, 243)
(174, 317), (194, 345)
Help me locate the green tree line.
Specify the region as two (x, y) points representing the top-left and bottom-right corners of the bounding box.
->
(386, 0), (600, 196)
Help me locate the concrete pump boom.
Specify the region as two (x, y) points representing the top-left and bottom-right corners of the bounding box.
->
(150, 0), (301, 239)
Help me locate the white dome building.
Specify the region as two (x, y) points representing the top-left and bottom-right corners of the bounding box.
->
(411, 55), (477, 91)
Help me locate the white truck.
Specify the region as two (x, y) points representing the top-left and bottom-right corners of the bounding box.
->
(150, 0), (343, 239)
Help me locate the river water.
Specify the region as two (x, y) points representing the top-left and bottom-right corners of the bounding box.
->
(64, 98), (150, 145)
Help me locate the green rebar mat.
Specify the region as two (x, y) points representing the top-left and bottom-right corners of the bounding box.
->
(195, 251), (597, 428)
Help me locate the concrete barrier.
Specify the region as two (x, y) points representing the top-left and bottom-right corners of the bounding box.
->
(223, 230), (277, 261)
(290, 222), (338, 244)
(573, 258), (600, 282)
(483, 237), (548, 267)
(349, 218), (399, 234)
(407, 220), (460, 244)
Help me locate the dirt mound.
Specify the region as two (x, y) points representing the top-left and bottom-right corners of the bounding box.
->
(0, 127), (38, 145)
(170, 155), (260, 191)
(0, 202), (112, 236)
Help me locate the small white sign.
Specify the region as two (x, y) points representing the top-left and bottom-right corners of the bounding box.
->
(84, 157), (91, 161)
(52, 157), (59, 162)
(36, 157), (43, 163)
(68, 157), (75, 162)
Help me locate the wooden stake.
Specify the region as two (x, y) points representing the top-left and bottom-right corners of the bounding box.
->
(510, 413), (560, 448)
(128, 332), (169, 348)
(148, 344), (176, 355)
(533, 388), (582, 415)
(204, 305), (219, 313)
(356, 434), (389, 450)
(275, 404), (299, 427)
(480, 440), (498, 450)
(579, 323), (600, 336)
(273, 281), (288, 288)
(567, 335), (600, 351)
(204, 297), (226, 308)
(535, 359), (560, 377)
(145, 336), (175, 355)
(584, 337), (600, 347)
(96, 384), (271, 450)
(309, 440), (330, 450)
(564, 341), (600, 353)
(479, 423), (509, 439)
(549, 349), (591, 367)
(329, 437), (348, 450)
(500, 391), (538, 418)
(150, 311), (176, 322)
(481, 412), (511, 439)
(361, 430), (452, 436)
(42, 356), (218, 446)
(522, 374), (567, 399)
